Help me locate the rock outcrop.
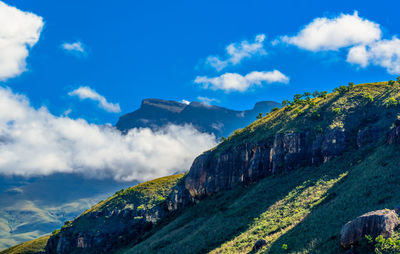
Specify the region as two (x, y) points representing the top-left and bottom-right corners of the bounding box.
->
(185, 127), (347, 198)
(340, 209), (400, 249)
(46, 204), (168, 254)
(387, 120), (400, 144)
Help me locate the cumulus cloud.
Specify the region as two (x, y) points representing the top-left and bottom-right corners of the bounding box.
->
(0, 1), (44, 80)
(347, 45), (369, 67)
(206, 34), (266, 71)
(62, 41), (85, 55)
(68, 86), (121, 113)
(281, 11), (381, 51)
(0, 87), (217, 181)
(195, 70), (289, 92)
(347, 37), (400, 74)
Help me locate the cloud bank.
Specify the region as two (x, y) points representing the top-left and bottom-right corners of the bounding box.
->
(68, 86), (121, 113)
(0, 87), (217, 182)
(0, 1), (44, 80)
(195, 70), (289, 92)
(206, 34), (266, 71)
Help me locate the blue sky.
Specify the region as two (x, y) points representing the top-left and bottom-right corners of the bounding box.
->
(2, 0), (400, 125)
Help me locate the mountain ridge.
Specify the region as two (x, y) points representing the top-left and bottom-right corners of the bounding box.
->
(6, 81), (400, 253)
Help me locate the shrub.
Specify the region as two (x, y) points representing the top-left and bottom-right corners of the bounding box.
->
(397, 76), (400, 83)
(363, 93), (374, 103)
(348, 82), (354, 88)
(332, 107), (342, 115)
(311, 111), (321, 120)
(319, 91), (328, 98)
(294, 108), (303, 115)
(282, 244), (288, 251)
(315, 125), (323, 133)
(386, 97), (398, 107)
(374, 234), (400, 253)
(271, 107), (280, 112)
(388, 80), (396, 86)
(256, 113), (263, 119)
(333, 85), (349, 94)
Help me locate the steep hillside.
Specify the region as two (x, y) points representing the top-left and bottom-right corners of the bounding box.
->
(0, 174), (138, 251)
(45, 174), (184, 254)
(0, 236), (49, 254)
(6, 81), (400, 254)
(116, 98), (280, 138)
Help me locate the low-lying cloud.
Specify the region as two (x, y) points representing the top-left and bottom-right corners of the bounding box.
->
(0, 87), (217, 182)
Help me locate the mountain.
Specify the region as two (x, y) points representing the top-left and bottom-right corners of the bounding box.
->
(6, 81), (400, 254)
(115, 99), (280, 138)
(0, 174), (138, 251)
(0, 98), (278, 251)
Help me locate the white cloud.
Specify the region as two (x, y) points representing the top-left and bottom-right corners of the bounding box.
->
(68, 86), (121, 113)
(0, 87), (217, 182)
(195, 70), (289, 92)
(62, 41), (85, 55)
(282, 11), (381, 51)
(0, 1), (44, 80)
(347, 45), (369, 67)
(180, 99), (190, 105)
(347, 37), (400, 74)
(206, 34), (266, 71)
(197, 96), (219, 105)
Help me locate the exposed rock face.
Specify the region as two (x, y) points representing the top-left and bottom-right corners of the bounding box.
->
(387, 120), (400, 144)
(46, 203), (168, 253)
(340, 209), (400, 249)
(357, 126), (383, 148)
(185, 127), (347, 198)
(253, 239), (267, 251)
(167, 182), (192, 211)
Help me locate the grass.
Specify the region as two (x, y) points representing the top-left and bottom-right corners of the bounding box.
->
(115, 82), (400, 253)
(116, 144), (400, 254)
(66, 173), (184, 233)
(214, 81), (400, 156)
(0, 235), (49, 254)
(8, 81), (400, 254)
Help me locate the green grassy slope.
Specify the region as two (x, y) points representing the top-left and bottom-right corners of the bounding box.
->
(0, 235), (49, 254)
(216, 82), (397, 155)
(116, 82), (400, 254)
(6, 82), (400, 254)
(118, 145), (400, 254)
(58, 173), (184, 235)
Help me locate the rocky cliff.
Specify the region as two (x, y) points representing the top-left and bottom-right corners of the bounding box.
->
(32, 82), (400, 254)
(184, 127), (349, 198)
